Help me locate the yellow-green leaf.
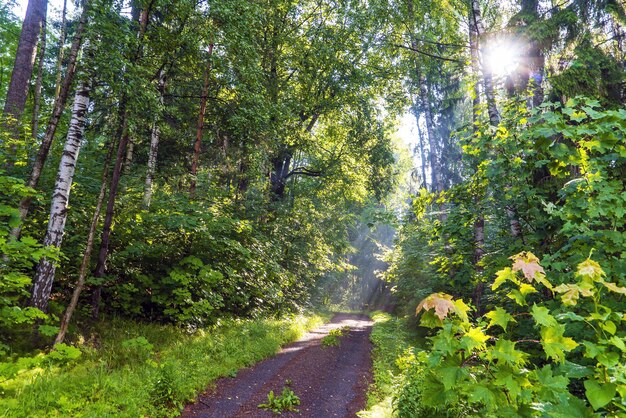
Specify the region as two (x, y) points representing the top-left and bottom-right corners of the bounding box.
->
(541, 324), (579, 363)
(531, 304), (557, 327)
(493, 267), (517, 290)
(462, 327), (490, 351)
(602, 281), (626, 295)
(485, 307), (516, 331)
(577, 259), (605, 282)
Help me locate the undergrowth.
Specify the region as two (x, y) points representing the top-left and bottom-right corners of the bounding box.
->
(0, 313), (327, 417)
(358, 311), (422, 418)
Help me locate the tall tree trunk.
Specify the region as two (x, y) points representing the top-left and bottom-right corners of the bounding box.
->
(91, 7), (150, 319)
(10, 4), (89, 239)
(2, 0), (48, 138)
(123, 136), (134, 174)
(31, 22), (46, 139)
(30, 80), (91, 312)
(470, 0), (500, 126)
(91, 115), (129, 320)
(419, 76), (441, 192)
(411, 102), (428, 189)
(143, 70), (166, 208)
(54, 0), (67, 101)
(515, 0), (544, 107)
(470, 8), (486, 313)
(190, 44), (214, 196)
(55, 139), (115, 345)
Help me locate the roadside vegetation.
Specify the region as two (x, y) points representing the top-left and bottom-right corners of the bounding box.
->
(0, 314), (327, 417)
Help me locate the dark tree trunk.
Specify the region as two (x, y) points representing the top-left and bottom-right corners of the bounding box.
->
(53, 0), (67, 100)
(31, 22), (46, 138)
(10, 4), (89, 239)
(190, 44), (214, 196)
(470, 0), (500, 126)
(91, 6), (150, 319)
(419, 76), (442, 192)
(91, 114), (129, 319)
(3, 0), (48, 131)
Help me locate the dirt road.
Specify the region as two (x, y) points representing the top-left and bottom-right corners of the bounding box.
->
(180, 313), (373, 418)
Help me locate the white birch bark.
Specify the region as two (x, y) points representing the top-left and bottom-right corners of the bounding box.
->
(143, 70), (165, 208)
(31, 81), (90, 311)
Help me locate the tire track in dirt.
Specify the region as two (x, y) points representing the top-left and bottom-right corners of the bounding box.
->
(180, 313), (373, 418)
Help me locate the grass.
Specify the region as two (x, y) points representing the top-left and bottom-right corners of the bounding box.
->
(0, 313), (328, 417)
(357, 311), (423, 418)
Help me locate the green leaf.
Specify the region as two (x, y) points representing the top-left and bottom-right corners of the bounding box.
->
(468, 384), (497, 406)
(601, 320), (616, 335)
(491, 339), (526, 366)
(38, 324), (60, 337)
(506, 289), (526, 306)
(540, 324), (578, 363)
(438, 366), (463, 390)
(555, 312), (585, 322)
(584, 379), (616, 410)
(461, 327), (490, 351)
(484, 307), (516, 331)
(531, 304), (557, 327)
(492, 267), (517, 290)
(556, 361), (592, 379)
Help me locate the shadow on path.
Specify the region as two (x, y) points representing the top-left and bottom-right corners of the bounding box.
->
(180, 313), (373, 418)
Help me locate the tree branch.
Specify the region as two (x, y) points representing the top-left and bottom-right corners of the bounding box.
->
(395, 44), (464, 63)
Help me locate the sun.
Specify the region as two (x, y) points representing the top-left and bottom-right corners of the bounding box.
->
(484, 38), (522, 77)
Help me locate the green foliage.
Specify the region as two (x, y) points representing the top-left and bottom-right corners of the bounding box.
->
(358, 312), (422, 418)
(258, 387), (301, 414)
(0, 173), (58, 345)
(0, 313), (327, 417)
(402, 253), (626, 416)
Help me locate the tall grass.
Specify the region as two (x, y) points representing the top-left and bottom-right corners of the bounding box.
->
(358, 312), (422, 418)
(0, 313), (327, 417)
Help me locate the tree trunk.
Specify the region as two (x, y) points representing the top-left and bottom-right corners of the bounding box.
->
(470, 0), (500, 126)
(143, 71), (166, 208)
(30, 80), (91, 312)
(419, 76), (441, 192)
(123, 136), (134, 174)
(55, 138), (114, 345)
(10, 4), (89, 239)
(190, 44), (214, 196)
(270, 151), (292, 200)
(54, 0), (68, 101)
(470, 7), (486, 313)
(31, 22), (46, 138)
(412, 103), (428, 189)
(91, 117), (129, 320)
(3, 0), (48, 131)
(91, 7), (150, 319)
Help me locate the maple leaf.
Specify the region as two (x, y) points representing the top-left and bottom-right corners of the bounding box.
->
(511, 251), (545, 281)
(577, 259), (605, 282)
(416, 293), (455, 320)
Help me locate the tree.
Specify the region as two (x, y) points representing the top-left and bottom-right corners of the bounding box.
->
(2, 0), (48, 134)
(30, 80), (91, 311)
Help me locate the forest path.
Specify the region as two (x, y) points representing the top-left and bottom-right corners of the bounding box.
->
(180, 313), (373, 418)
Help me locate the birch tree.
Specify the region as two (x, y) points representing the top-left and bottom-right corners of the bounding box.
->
(30, 80), (91, 311)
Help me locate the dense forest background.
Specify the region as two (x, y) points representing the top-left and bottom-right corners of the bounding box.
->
(1, 0), (625, 415)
